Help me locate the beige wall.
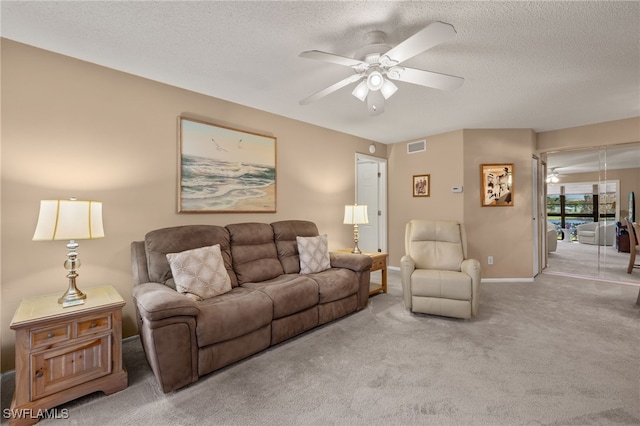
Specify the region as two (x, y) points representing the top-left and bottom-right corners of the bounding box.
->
(387, 129), (537, 279)
(0, 40), (384, 371)
(537, 117), (640, 152)
(463, 129), (537, 278)
(388, 131), (465, 266)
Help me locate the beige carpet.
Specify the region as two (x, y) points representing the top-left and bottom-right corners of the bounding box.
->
(2, 270), (639, 425)
(545, 240), (640, 286)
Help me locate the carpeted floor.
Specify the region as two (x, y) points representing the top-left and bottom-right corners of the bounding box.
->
(2, 270), (639, 425)
(545, 240), (639, 285)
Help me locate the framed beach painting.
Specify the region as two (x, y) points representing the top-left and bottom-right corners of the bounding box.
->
(178, 117), (276, 213)
(480, 163), (514, 207)
(413, 174), (430, 197)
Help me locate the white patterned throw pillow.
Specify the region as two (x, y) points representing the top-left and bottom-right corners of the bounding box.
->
(166, 244), (232, 301)
(297, 234), (331, 274)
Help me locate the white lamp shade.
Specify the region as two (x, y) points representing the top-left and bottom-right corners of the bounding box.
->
(343, 204), (369, 225)
(380, 79), (398, 99)
(352, 81), (369, 102)
(33, 200), (105, 241)
(367, 71), (384, 91)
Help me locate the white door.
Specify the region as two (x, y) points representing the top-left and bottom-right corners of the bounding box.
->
(532, 156), (540, 277)
(356, 154), (387, 253)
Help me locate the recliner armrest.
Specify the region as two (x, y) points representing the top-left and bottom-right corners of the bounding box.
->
(461, 258), (481, 277)
(400, 255), (415, 311)
(461, 258), (481, 316)
(329, 253), (373, 272)
(132, 283), (200, 321)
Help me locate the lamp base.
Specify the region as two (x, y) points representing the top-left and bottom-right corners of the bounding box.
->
(351, 246), (362, 254)
(61, 298), (85, 308)
(59, 241), (87, 307)
(59, 287), (86, 307)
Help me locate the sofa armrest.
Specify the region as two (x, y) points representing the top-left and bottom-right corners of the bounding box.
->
(329, 253), (373, 272)
(132, 283), (200, 322)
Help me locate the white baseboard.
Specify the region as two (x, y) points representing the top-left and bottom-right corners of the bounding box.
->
(481, 278), (535, 283)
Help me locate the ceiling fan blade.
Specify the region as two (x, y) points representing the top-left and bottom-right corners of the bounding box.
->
(384, 21), (457, 64)
(388, 67), (464, 91)
(299, 50), (367, 68)
(367, 90), (385, 116)
(299, 74), (364, 105)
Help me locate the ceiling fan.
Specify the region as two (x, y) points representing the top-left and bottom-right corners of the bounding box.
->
(546, 169), (562, 183)
(298, 21), (464, 116)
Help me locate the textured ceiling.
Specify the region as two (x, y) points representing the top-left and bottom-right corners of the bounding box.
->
(1, 1), (639, 148)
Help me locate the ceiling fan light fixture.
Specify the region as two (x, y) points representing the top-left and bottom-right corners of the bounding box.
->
(380, 79), (398, 99)
(367, 70), (384, 91)
(352, 80), (369, 102)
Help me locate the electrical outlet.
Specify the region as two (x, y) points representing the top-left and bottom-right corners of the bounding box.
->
(488, 256), (494, 265)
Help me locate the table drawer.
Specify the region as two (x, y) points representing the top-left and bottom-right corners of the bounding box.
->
(371, 258), (386, 271)
(31, 324), (71, 349)
(77, 314), (111, 337)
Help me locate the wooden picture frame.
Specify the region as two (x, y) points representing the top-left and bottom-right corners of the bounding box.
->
(481, 163), (514, 206)
(413, 174), (430, 197)
(178, 117), (276, 213)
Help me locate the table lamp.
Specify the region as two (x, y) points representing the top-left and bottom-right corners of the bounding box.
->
(343, 204), (368, 254)
(33, 199), (105, 307)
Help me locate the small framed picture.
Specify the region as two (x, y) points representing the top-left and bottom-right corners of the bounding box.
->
(481, 164), (514, 206)
(413, 174), (430, 197)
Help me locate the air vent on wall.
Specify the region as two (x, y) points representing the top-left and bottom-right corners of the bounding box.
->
(407, 140), (426, 154)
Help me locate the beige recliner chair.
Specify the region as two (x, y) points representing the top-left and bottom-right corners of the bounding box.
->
(400, 219), (481, 319)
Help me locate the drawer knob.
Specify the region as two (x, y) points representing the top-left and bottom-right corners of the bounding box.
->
(47, 332), (55, 338)
(90, 322), (98, 328)
(35, 370), (43, 379)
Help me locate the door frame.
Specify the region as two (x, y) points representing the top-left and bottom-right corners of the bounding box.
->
(355, 153), (388, 253)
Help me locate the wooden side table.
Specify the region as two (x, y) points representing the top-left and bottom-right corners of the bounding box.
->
(333, 249), (388, 296)
(8, 285), (127, 425)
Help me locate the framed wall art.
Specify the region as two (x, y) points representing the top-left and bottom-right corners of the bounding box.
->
(178, 117), (276, 213)
(481, 163), (514, 207)
(413, 174), (430, 197)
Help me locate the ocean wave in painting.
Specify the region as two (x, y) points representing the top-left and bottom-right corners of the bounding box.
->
(181, 155), (275, 210)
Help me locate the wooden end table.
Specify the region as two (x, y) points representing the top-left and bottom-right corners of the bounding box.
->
(8, 285), (127, 425)
(333, 249), (388, 296)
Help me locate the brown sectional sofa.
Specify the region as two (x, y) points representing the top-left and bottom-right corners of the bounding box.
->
(130, 220), (372, 392)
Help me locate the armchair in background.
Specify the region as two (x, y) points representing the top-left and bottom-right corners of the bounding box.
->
(547, 222), (558, 253)
(576, 221), (615, 246)
(400, 219), (481, 319)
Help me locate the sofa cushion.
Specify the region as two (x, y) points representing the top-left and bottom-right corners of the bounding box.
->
(242, 275), (319, 318)
(166, 244), (232, 301)
(308, 268), (359, 304)
(227, 222), (284, 284)
(297, 235), (330, 274)
(195, 287), (273, 348)
(271, 220), (320, 274)
(145, 225), (238, 288)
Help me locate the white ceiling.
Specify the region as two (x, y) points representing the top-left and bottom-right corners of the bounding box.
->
(1, 1), (639, 147)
